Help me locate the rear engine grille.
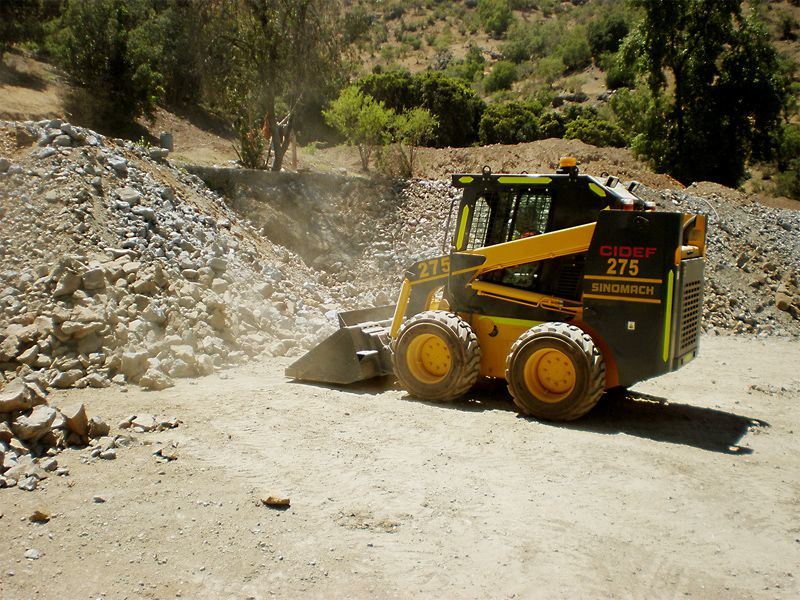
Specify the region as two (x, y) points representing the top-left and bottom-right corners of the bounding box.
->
(678, 275), (702, 356)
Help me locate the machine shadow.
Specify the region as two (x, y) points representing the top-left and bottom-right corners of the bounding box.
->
(291, 378), (767, 455)
(429, 385), (768, 455)
(556, 392), (769, 454)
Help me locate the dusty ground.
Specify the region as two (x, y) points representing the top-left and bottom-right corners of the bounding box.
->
(1, 335), (799, 599)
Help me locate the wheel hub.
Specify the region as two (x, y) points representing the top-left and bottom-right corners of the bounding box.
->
(406, 333), (452, 384)
(523, 348), (576, 403)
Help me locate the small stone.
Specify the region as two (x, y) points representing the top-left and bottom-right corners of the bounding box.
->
(131, 414), (156, 432)
(0, 379), (33, 412)
(53, 272), (82, 297)
(12, 406), (57, 441)
(108, 155), (128, 173)
(99, 449), (116, 460)
(261, 496), (291, 508)
(24, 549), (41, 560)
(255, 282), (274, 299)
(18, 476), (38, 491)
(92, 495), (106, 503)
(88, 416), (110, 439)
(149, 148), (169, 161)
(117, 187), (141, 204)
(40, 458), (58, 472)
(82, 267), (106, 290)
(29, 510), (50, 523)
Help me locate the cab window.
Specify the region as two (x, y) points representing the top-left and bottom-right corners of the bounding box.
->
(466, 196), (491, 250)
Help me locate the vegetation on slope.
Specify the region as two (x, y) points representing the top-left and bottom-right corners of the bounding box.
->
(1, 0), (798, 197)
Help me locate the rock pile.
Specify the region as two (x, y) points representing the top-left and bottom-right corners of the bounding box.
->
(0, 372), (110, 490)
(641, 183), (800, 337)
(0, 119), (339, 391)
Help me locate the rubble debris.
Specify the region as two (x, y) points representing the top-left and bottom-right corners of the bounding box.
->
(261, 496), (291, 508)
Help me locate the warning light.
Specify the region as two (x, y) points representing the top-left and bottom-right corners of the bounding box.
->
(559, 156), (577, 168)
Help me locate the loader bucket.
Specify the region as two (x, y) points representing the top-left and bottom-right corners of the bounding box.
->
(285, 305), (395, 385)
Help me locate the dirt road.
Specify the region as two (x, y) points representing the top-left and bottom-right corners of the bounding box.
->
(1, 335), (799, 599)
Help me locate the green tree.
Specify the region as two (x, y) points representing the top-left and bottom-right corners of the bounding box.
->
(323, 86), (394, 171)
(564, 116), (626, 148)
(478, 0), (513, 38)
(484, 61), (518, 92)
(559, 27), (592, 73)
(358, 71), (485, 147)
(211, 0), (346, 171)
(393, 107), (438, 176)
(413, 72), (485, 147)
(52, 0), (164, 126)
(479, 101), (543, 144)
(0, 0), (56, 57)
(587, 14), (629, 59)
(627, 1), (790, 185)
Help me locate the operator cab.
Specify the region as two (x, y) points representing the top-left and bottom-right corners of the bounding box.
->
(450, 159), (653, 300)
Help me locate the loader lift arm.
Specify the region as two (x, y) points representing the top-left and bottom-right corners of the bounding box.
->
(389, 222), (597, 337)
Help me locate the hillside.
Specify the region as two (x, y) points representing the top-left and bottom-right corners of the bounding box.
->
(350, 0), (800, 103)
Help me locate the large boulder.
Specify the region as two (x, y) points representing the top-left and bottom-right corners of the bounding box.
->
(60, 403), (88, 436)
(12, 406), (57, 441)
(0, 379), (34, 412)
(139, 368), (174, 391)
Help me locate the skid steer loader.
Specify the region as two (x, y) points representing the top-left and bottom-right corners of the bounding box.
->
(286, 158), (707, 421)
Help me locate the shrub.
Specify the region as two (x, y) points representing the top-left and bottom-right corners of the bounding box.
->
(51, 0), (164, 126)
(357, 71), (485, 147)
(538, 111), (566, 138)
(605, 52), (636, 90)
(587, 14), (629, 59)
(323, 86), (394, 170)
(479, 101), (543, 144)
(559, 27), (592, 73)
(484, 61), (518, 92)
(564, 115), (627, 148)
(502, 20), (539, 63)
(535, 55), (566, 85)
(478, 0), (513, 38)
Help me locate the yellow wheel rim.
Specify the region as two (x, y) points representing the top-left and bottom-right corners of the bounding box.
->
(523, 348), (576, 403)
(405, 333), (452, 385)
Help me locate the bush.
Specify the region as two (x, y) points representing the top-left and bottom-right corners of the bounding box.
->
(536, 55), (566, 85)
(501, 20), (539, 63)
(358, 70), (417, 112)
(479, 101), (543, 144)
(559, 27), (592, 73)
(564, 115), (627, 148)
(478, 0), (513, 38)
(357, 71), (485, 147)
(51, 0), (164, 126)
(323, 86), (394, 170)
(604, 52), (636, 90)
(444, 43), (485, 82)
(484, 61), (518, 92)
(538, 111), (566, 138)
(587, 14), (629, 59)
(775, 123), (800, 199)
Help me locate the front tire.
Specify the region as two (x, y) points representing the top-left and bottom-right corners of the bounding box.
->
(506, 323), (605, 421)
(393, 311), (481, 402)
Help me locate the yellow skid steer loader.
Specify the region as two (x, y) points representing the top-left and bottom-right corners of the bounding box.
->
(287, 159), (706, 421)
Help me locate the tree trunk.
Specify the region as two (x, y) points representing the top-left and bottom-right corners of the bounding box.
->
(269, 113), (294, 172)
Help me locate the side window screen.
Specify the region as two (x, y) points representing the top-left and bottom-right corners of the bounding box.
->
(510, 191), (551, 240)
(467, 196), (491, 250)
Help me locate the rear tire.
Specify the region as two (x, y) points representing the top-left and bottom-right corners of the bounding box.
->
(393, 311), (481, 402)
(506, 322), (605, 421)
